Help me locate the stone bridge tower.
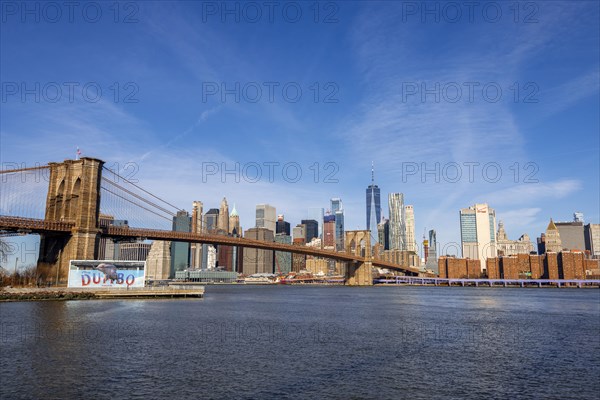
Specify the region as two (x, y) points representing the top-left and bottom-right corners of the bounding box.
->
(38, 158), (104, 283)
(344, 230), (374, 286)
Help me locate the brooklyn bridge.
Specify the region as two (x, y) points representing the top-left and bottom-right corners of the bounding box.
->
(0, 157), (422, 286)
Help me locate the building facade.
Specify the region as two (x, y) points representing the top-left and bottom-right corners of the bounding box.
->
(404, 205), (416, 252)
(366, 166), (381, 243)
(460, 203), (497, 271)
(496, 221), (535, 256)
(170, 210), (191, 277)
(256, 204), (276, 233)
(301, 219), (319, 243)
(242, 227), (274, 275)
(388, 193), (405, 251)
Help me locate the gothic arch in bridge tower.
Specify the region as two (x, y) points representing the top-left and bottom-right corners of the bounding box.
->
(38, 158), (104, 283)
(344, 230), (373, 286)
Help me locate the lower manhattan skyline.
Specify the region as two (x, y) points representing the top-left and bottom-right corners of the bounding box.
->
(1, 2), (598, 266)
(1, 2), (599, 399)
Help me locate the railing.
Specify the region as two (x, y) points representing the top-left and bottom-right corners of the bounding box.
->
(0, 216), (74, 232)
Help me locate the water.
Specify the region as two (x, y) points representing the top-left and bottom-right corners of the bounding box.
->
(1, 286), (599, 399)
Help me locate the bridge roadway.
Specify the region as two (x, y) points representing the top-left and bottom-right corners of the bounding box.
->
(0, 216), (420, 275)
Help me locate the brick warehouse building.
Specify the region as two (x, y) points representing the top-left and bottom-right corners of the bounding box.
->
(439, 252), (599, 280)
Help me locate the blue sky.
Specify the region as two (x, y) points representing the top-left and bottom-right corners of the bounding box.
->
(1, 1), (599, 267)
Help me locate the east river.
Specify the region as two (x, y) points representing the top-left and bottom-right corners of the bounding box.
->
(1, 286), (599, 399)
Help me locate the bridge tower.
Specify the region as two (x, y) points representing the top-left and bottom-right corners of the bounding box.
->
(38, 158), (104, 283)
(344, 230), (374, 286)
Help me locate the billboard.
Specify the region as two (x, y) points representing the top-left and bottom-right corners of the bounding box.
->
(68, 260), (146, 288)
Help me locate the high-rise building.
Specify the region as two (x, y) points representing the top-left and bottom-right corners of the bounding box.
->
(256, 204), (276, 233)
(584, 223), (600, 258)
(334, 210), (345, 251)
(276, 214), (291, 235)
(323, 214), (336, 247)
(218, 197), (229, 233)
(459, 203), (497, 271)
(204, 208), (220, 233)
(170, 210), (191, 277)
(301, 219), (319, 243)
(307, 207), (324, 238)
(574, 212), (584, 223)
(377, 217), (389, 250)
(425, 229), (438, 273)
(229, 204), (240, 236)
(293, 224), (305, 242)
(242, 227), (274, 275)
(388, 193), (405, 250)
(555, 221), (585, 251)
(331, 198), (343, 214)
(366, 163), (381, 243)
(543, 219), (562, 252)
(404, 205), (416, 252)
(190, 201), (203, 269)
(274, 233), (292, 274)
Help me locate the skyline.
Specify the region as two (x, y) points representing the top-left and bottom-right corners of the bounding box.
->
(1, 1), (599, 266)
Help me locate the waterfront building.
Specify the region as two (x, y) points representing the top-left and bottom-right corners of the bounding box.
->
(459, 203), (497, 270)
(388, 193), (405, 250)
(242, 227), (274, 275)
(366, 163), (381, 243)
(170, 210), (191, 277)
(256, 204), (276, 233)
(584, 223), (600, 258)
(275, 233), (292, 274)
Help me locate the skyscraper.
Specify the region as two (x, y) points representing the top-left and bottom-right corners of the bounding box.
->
(256, 204), (276, 233)
(190, 201), (203, 269)
(323, 214), (336, 247)
(334, 210), (345, 251)
(331, 198), (345, 251)
(301, 219), (319, 243)
(274, 233), (292, 274)
(459, 203), (497, 271)
(170, 210), (191, 277)
(366, 163), (381, 243)
(544, 219), (562, 252)
(404, 205), (416, 252)
(218, 197), (229, 233)
(276, 214), (291, 235)
(331, 198), (343, 214)
(388, 193), (405, 250)
(377, 217), (390, 250)
(229, 204), (240, 235)
(425, 229), (438, 274)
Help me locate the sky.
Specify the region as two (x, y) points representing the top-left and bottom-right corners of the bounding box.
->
(1, 1), (599, 268)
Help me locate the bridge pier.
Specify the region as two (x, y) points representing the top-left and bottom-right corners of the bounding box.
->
(37, 158), (104, 284)
(345, 260), (373, 286)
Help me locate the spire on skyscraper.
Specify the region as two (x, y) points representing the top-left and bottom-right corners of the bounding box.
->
(371, 161), (375, 184)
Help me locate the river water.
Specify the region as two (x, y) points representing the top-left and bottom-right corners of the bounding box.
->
(1, 286), (599, 399)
